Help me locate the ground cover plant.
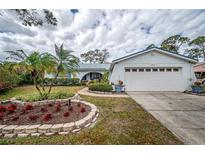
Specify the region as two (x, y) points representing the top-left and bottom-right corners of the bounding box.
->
(0, 94), (182, 145)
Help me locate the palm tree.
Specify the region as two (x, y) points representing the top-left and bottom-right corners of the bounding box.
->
(4, 44), (79, 99)
(5, 50), (56, 97)
(47, 44), (79, 94)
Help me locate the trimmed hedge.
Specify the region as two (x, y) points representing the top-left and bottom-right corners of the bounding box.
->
(43, 78), (80, 86)
(88, 83), (113, 92)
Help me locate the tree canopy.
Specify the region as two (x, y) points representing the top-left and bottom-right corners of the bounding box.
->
(160, 35), (190, 53)
(0, 9), (57, 26)
(80, 49), (110, 64)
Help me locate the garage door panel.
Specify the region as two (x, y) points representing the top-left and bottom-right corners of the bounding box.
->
(125, 68), (182, 91)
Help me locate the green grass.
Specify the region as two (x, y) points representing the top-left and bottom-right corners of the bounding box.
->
(0, 90), (182, 144)
(0, 85), (84, 101)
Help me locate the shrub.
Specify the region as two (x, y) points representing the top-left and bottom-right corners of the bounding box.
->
(0, 83), (12, 94)
(48, 104), (53, 107)
(0, 106), (7, 113)
(25, 104), (33, 110)
(52, 91), (73, 99)
(41, 107), (48, 113)
(43, 78), (80, 86)
(43, 113), (52, 121)
(68, 106), (73, 111)
(16, 92), (74, 102)
(0, 113), (4, 120)
(80, 107), (86, 113)
(7, 105), (17, 114)
(20, 109), (26, 114)
(9, 104), (17, 110)
(63, 112), (69, 117)
(12, 116), (19, 121)
(29, 115), (39, 121)
(18, 73), (33, 85)
(88, 83), (113, 92)
(55, 106), (61, 112)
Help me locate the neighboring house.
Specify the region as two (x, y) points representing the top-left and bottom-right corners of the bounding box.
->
(45, 63), (111, 81)
(109, 47), (197, 91)
(193, 62), (205, 79)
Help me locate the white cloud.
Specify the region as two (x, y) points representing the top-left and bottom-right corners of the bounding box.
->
(0, 9), (205, 62)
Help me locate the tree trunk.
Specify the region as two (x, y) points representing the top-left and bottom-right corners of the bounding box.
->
(47, 71), (60, 95)
(33, 77), (43, 96)
(203, 52), (205, 62)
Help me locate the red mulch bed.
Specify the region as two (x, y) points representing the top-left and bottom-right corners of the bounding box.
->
(0, 101), (91, 125)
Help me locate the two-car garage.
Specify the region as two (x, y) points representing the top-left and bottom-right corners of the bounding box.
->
(110, 48), (197, 92)
(124, 67), (182, 91)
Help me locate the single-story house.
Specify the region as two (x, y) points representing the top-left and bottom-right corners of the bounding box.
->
(45, 63), (110, 81)
(46, 47), (197, 91)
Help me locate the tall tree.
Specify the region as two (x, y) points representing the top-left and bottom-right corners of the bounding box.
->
(0, 9), (57, 26)
(188, 36), (205, 61)
(4, 44), (79, 98)
(161, 35), (190, 53)
(5, 50), (56, 97)
(47, 44), (79, 94)
(80, 49), (110, 64)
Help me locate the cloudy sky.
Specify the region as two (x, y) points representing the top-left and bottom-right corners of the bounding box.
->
(0, 9), (205, 62)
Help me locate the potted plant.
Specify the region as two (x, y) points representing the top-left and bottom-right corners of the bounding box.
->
(115, 80), (125, 93)
(191, 80), (204, 94)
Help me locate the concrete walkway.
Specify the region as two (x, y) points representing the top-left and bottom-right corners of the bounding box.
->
(128, 92), (205, 145)
(78, 87), (129, 98)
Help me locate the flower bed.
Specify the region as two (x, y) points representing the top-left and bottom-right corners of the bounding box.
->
(0, 99), (99, 138)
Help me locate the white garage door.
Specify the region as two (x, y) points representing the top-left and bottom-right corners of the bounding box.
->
(124, 67), (182, 91)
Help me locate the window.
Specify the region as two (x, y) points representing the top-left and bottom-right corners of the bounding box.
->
(152, 68), (158, 72)
(159, 68), (165, 72)
(166, 68), (172, 72)
(132, 68), (137, 72)
(145, 68), (151, 72)
(173, 68), (179, 72)
(139, 68), (144, 72)
(125, 68), (130, 72)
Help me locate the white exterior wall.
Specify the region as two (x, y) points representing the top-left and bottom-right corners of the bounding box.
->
(110, 50), (196, 91)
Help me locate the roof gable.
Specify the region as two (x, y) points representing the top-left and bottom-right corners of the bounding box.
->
(112, 47), (198, 64)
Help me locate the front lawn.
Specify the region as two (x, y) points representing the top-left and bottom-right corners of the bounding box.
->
(0, 89), (182, 144)
(0, 85), (84, 101)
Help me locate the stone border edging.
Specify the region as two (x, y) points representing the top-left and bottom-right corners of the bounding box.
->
(0, 99), (99, 138)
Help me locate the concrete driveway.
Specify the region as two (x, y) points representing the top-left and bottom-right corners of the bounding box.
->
(128, 92), (205, 144)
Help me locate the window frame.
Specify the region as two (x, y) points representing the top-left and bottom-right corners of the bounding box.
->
(152, 68), (158, 72)
(125, 68), (131, 72)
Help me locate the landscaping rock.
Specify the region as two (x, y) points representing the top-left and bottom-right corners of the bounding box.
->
(71, 128), (81, 133)
(84, 123), (91, 128)
(50, 124), (63, 133)
(63, 122), (75, 132)
(31, 133), (41, 137)
(4, 133), (16, 138)
(25, 124), (41, 134)
(44, 132), (55, 136)
(38, 124), (52, 133)
(58, 131), (69, 135)
(2, 125), (18, 134)
(14, 125), (28, 133)
(17, 133), (29, 137)
(75, 119), (86, 128)
(0, 125), (6, 133)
